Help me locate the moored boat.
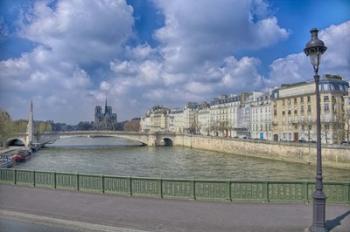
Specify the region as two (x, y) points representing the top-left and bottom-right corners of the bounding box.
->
(11, 149), (32, 163)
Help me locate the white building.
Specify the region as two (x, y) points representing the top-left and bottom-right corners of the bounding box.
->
(250, 91), (273, 140)
(343, 84), (350, 143)
(168, 108), (184, 133)
(197, 102), (210, 136)
(183, 102), (199, 134)
(209, 94), (241, 137)
(140, 106), (170, 132)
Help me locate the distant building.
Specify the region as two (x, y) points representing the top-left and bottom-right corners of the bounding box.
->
(272, 75), (349, 144)
(168, 108), (184, 133)
(94, 98), (117, 130)
(183, 102), (199, 134)
(140, 105), (170, 132)
(250, 91), (273, 140)
(197, 102), (210, 136)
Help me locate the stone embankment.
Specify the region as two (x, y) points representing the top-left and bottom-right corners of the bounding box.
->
(173, 135), (350, 170)
(0, 147), (20, 156)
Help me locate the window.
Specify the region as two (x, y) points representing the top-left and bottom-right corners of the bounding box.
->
(294, 98), (297, 104)
(332, 96), (336, 103)
(282, 111), (285, 116)
(288, 110), (291, 115)
(324, 103), (329, 112)
(300, 97), (304, 103)
(301, 106), (304, 114)
(294, 110), (298, 115)
(307, 96), (311, 102)
(307, 105), (311, 113)
(274, 110), (277, 116)
(323, 84), (329, 91)
(324, 96), (329, 102)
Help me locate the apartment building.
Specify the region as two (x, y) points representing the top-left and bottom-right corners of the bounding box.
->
(251, 91), (273, 140)
(197, 102), (210, 136)
(168, 108), (184, 133)
(183, 102), (199, 134)
(272, 75), (349, 144)
(140, 105), (170, 132)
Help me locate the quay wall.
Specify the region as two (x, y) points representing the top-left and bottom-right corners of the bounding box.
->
(172, 135), (350, 170)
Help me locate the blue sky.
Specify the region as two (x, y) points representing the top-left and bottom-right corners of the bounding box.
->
(0, 0), (349, 123)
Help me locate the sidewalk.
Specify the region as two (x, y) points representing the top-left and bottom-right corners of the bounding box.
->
(0, 184), (349, 232)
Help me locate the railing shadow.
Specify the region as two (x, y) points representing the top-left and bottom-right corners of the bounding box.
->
(326, 210), (350, 231)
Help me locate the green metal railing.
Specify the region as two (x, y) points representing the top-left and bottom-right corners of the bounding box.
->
(0, 168), (349, 204)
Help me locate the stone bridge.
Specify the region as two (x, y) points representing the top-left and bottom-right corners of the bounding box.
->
(11, 131), (178, 147)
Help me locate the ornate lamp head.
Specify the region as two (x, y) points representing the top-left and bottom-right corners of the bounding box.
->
(304, 28), (327, 74)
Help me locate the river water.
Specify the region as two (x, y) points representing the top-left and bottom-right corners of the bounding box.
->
(14, 137), (350, 181)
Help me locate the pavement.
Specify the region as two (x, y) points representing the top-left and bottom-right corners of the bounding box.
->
(0, 184), (349, 232)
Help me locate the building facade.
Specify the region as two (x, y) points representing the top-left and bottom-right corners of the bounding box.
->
(250, 91), (273, 140)
(344, 87), (350, 143)
(168, 108), (184, 133)
(197, 102), (210, 136)
(94, 98), (117, 130)
(210, 94), (241, 137)
(272, 75), (349, 144)
(183, 102), (199, 134)
(140, 106), (170, 132)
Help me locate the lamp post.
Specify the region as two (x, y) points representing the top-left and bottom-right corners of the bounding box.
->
(304, 28), (327, 232)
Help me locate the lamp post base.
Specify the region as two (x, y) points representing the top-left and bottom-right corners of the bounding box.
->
(305, 190), (328, 232)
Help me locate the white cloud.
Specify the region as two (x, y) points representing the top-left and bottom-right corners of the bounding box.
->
(21, 0), (134, 65)
(268, 21), (350, 87)
(154, 0), (288, 71)
(0, 0), (134, 123)
(3, 0), (348, 124)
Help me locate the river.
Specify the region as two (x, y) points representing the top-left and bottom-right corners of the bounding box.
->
(14, 137), (350, 181)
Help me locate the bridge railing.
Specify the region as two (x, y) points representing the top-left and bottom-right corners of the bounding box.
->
(0, 168), (349, 204)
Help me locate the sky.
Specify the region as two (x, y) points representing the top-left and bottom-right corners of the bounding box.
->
(0, 0), (349, 124)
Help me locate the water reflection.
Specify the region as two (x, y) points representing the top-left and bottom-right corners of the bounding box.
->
(15, 137), (350, 181)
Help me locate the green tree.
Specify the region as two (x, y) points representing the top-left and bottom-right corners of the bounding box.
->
(0, 110), (14, 147)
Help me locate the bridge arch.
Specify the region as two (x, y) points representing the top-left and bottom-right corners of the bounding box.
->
(162, 137), (173, 146)
(6, 138), (26, 147)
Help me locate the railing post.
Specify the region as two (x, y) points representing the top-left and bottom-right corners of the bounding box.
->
(228, 181), (232, 202)
(265, 181), (269, 203)
(304, 182), (309, 204)
(13, 169), (17, 185)
(193, 180), (196, 200)
(53, 172), (56, 189)
(76, 173), (80, 191)
(160, 178), (163, 199)
(129, 177), (133, 196)
(348, 183), (350, 205)
(101, 175), (105, 193)
(33, 170), (36, 187)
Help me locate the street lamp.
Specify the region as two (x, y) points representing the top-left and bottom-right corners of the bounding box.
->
(304, 28), (327, 232)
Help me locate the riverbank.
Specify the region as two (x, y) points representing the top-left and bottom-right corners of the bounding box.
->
(0, 147), (20, 156)
(173, 135), (350, 170)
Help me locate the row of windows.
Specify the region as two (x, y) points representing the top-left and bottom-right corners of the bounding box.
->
(281, 95), (344, 106)
(251, 124), (272, 131)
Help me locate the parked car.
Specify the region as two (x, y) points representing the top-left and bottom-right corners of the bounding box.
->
(0, 155), (14, 168)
